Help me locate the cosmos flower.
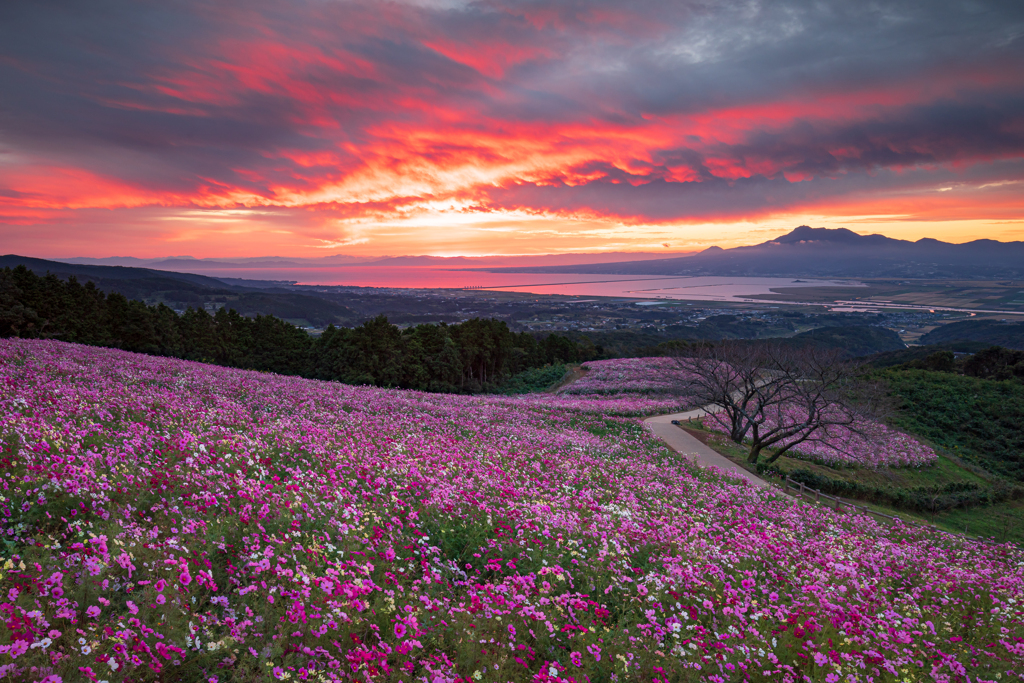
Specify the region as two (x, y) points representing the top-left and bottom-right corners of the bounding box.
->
(0, 339), (1019, 683)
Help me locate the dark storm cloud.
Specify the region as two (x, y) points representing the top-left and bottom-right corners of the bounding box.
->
(0, 0), (1022, 220)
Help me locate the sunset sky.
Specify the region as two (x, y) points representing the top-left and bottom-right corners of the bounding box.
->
(2, 0), (1024, 258)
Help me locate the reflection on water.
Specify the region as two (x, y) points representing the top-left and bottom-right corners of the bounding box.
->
(484, 276), (862, 301)
(206, 266), (861, 301)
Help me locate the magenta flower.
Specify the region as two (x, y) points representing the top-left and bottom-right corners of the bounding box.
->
(1, 339), (1020, 683)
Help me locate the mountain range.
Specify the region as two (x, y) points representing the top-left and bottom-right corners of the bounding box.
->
(472, 227), (1024, 279)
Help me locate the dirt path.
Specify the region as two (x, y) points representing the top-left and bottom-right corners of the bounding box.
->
(644, 408), (774, 489)
(555, 365), (777, 490)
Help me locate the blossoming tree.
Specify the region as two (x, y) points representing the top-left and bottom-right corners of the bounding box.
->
(670, 341), (882, 465)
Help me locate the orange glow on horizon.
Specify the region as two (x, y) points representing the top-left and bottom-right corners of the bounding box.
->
(1, 0), (1022, 258)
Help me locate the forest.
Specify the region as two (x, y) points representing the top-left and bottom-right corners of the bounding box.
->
(0, 265), (591, 392)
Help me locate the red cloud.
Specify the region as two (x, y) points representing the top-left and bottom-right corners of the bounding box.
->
(1, 0), (1023, 253)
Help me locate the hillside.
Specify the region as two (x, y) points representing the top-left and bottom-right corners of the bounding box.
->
(0, 254), (356, 327)
(789, 324), (905, 356)
(920, 319), (1024, 349)
(0, 264), (593, 393)
(883, 369), (1024, 482)
(0, 340), (1021, 681)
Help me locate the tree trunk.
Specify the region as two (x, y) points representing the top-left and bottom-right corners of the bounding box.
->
(747, 443), (762, 464)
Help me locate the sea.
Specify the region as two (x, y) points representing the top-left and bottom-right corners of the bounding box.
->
(206, 265), (863, 303)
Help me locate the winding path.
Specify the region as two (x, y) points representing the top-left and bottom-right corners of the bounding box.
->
(644, 408), (772, 489)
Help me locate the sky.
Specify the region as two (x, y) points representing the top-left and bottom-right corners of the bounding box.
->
(2, 0), (1024, 258)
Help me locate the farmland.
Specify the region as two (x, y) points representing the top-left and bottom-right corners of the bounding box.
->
(0, 340), (1022, 682)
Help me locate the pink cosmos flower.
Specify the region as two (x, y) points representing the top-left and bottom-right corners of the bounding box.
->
(394, 622), (407, 638)
(85, 606), (101, 618)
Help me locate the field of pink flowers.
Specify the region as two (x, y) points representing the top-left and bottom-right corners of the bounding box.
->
(0, 339), (1021, 683)
(558, 358), (693, 397)
(704, 409), (938, 469)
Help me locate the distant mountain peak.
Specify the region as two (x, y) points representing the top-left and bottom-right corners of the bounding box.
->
(771, 226), (870, 244)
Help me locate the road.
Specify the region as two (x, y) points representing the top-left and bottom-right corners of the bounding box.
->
(643, 408), (773, 489)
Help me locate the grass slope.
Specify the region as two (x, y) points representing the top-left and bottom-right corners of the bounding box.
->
(882, 369), (1024, 482)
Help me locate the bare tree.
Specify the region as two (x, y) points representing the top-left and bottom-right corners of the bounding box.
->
(671, 341), (870, 465)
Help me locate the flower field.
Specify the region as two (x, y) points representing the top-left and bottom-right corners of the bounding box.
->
(0, 339), (1022, 683)
(499, 392), (693, 417)
(558, 358), (693, 396)
(704, 410), (938, 469)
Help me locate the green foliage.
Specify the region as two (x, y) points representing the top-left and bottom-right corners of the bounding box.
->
(759, 464), (1024, 513)
(496, 364), (568, 395)
(962, 346), (1024, 381)
(789, 325), (905, 356)
(881, 368), (1024, 481)
(0, 265), (588, 394)
(920, 319), (1024, 349)
(860, 342), (990, 369)
(868, 344), (1024, 381)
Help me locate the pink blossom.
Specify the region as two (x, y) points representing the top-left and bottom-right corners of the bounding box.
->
(0, 339), (1019, 683)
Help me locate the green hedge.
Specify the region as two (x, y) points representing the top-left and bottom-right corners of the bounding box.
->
(756, 463), (1024, 513)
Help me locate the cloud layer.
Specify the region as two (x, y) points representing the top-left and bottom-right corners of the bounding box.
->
(1, 0), (1023, 255)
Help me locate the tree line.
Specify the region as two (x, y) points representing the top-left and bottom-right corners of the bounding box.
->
(0, 265), (594, 392)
